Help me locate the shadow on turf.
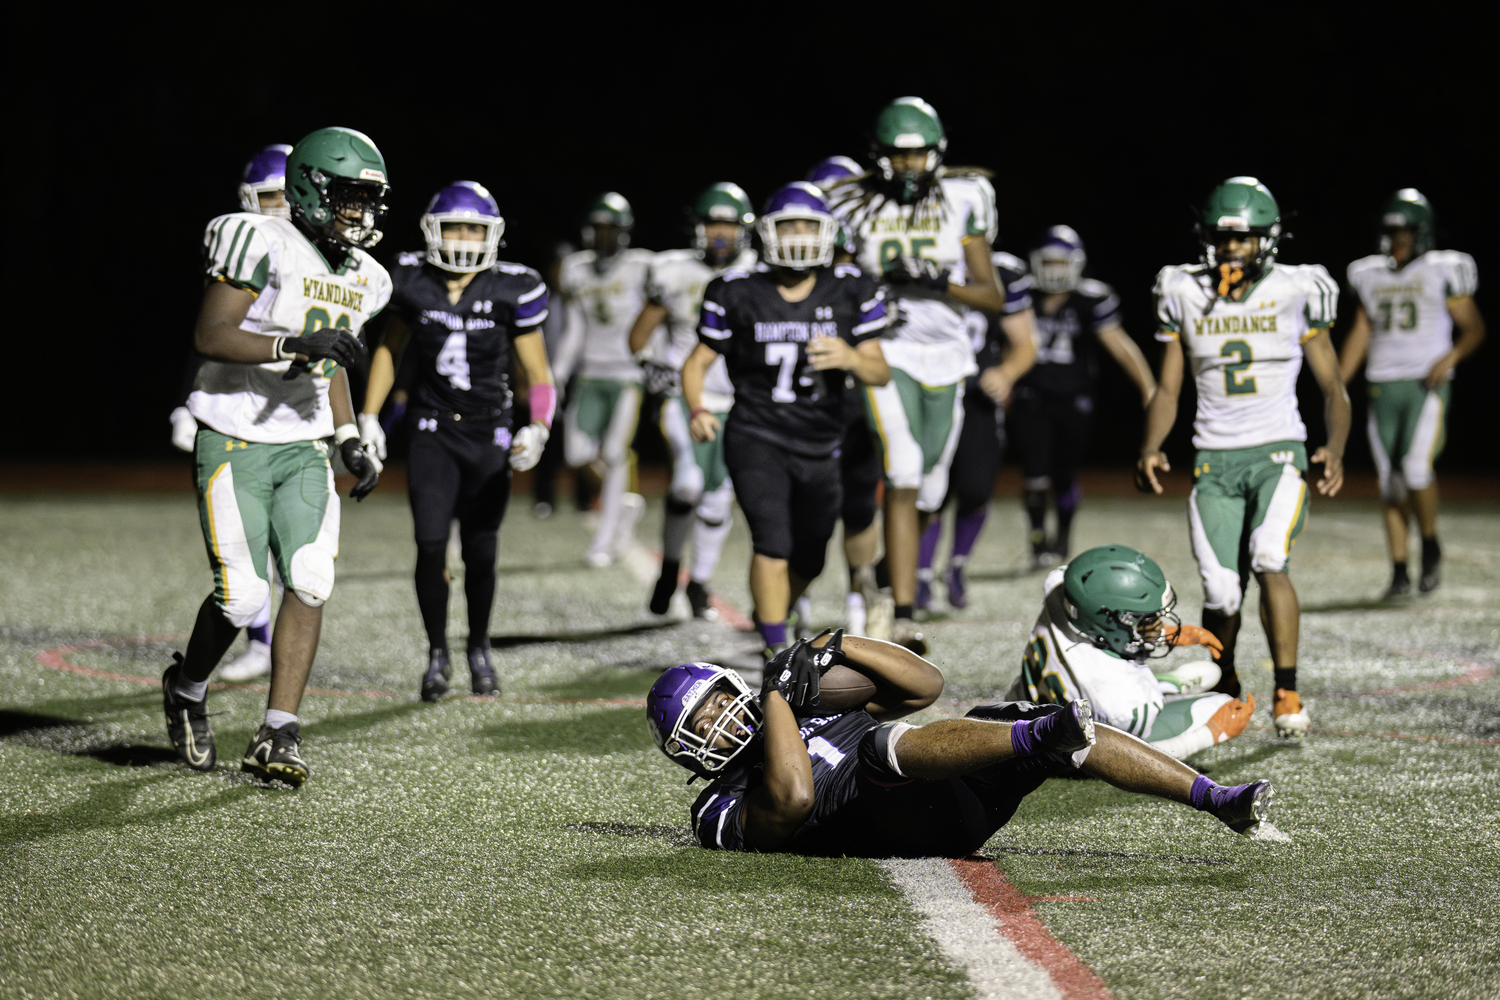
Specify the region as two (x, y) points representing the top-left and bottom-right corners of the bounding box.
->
(489, 620), (681, 649)
(565, 846), (882, 891)
(0, 772), (256, 844)
(479, 706), (642, 753)
(965, 567), (1044, 583)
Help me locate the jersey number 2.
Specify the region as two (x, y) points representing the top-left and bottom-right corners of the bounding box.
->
(437, 332), (472, 391)
(766, 343), (798, 403)
(1220, 339), (1257, 396)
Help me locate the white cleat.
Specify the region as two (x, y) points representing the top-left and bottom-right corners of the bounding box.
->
(584, 548), (613, 569)
(219, 639), (271, 682)
(1272, 688), (1311, 738)
(844, 591), (867, 636)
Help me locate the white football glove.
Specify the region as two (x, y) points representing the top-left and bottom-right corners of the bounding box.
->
(169, 407), (197, 453)
(357, 412), (387, 461)
(509, 422), (549, 471)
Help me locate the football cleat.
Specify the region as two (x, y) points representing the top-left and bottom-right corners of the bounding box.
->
(946, 565), (968, 609)
(1272, 688), (1310, 738)
(1419, 561), (1441, 595)
(469, 648), (498, 696)
(242, 723), (308, 788)
(892, 618), (927, 656)
(1025, 698), (1096, 755)
(584, 548), (613, 569)
(844, 590), (867, 636)
(915, 577), (932, 612)
(1206, 778), (1273, 836)
(611, 493), (645, 558)
(218, 638), (271, 682)
(421, 649), (452, 702)
(162, 654), (216, 771)
(1206, 693), (1256, 744)
(685, 580), (717, 621)
(1383, 574), (1412, 600)
(650, 559), (681, 616)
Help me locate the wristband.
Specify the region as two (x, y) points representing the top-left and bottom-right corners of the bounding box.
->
(690, 406), (711, 420)
(273, 337), (300, 362)
(334, 424), (359, 445)
(528, 383), (557, 429)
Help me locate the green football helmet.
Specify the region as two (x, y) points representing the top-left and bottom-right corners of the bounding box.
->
(1061, 545), (1178, 661)
(582, 192), (634, 256)
(872, 97), (947, 204)
(1380, 188), (1435, 259)
(692, 182), (754, 264)
(1196, 176), (1281, 286)
(284, 127), (390, 250)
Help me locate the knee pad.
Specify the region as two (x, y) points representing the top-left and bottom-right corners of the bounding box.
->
(696, 482), (734, 526)
(789, 547), (828, 583)
(564, 426), (597, 468)
(669, 463), (704, 506)
(219, 575), (272, 629)
(1402, 453), (1434, 492)
(460, 529), (499, 569)
(1200, 568), (1243, 616)
(288, 543), (336, 608)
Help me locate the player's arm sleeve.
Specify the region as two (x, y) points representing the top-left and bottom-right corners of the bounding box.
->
(1447, 253), (1479, 298)
(512, 274), (550, 337)
(1153, 269), (1182, 341)
(697, 284), (733, 354)
(847, 281), (893, 343)
(203, 215), (271, 294)
(691, 789), (746, 851)
(1301, 265), (1338, 341)
(1002, 270), (1033, 314)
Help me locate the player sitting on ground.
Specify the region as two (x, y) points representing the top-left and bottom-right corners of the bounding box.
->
(164, 127), (389, 787)
(359, 181), (555, 700)
(1339, 189), (1485, 599)
(646, 631), (1273, 856)
(1004, 545), (1255, 758)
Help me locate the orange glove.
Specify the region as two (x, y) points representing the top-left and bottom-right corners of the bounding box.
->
(1162, 624), (1223, 659)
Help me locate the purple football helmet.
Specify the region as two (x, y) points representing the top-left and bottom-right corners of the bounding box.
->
(757, 182), (837, 270)
(237, 144), (293, 217)
(1029, 225), (1087, 293)
(805, 155), (863, 193)
(646, 663), (761, 779)
(420, 181), (505, 273)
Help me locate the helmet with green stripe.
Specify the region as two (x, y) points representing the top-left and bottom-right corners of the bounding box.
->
(1061, 545), (1178, 661)
(582, 191), (634, 257)
(284, 127), (390, 250)
(1196, 176), (1281, 289)
(1380, 188), (1435, 259)
(692, 182), (754, 265)
(871, 97), (947, 205)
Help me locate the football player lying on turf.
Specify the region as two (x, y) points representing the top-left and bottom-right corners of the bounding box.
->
(646, 631), (1272, 856)
(1004, 545), (1256, 759)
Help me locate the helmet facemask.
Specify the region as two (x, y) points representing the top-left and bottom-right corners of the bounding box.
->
(875, 147), (941, 205)
(758, 209), (835, 270)
(652, 671), (762, 779)
(422, 213), (504, 273)
(239, 178), (290, 217)
(1199, 224), (1278, 297)
(1070, 585), (1180, 661)
(294, 171), (389, 250)
(1029, 245), (1086, 293)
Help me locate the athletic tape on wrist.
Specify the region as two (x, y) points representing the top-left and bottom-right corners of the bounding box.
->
(528, 383), (557, 429)
(334, 424), (359, 445)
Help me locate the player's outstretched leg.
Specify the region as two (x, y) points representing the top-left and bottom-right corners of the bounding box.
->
(163, 594), (243, 771)
(241, 592), (321, 788)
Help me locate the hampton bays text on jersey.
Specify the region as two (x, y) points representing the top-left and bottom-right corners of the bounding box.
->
(755, 321), (839, 343)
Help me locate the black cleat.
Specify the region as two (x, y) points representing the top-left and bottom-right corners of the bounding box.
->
(1419, 560), (1441, 595)
(421, 648), (452, 702)
(1384, 576), (1412, 601)
(242, 722), (308, 787)
(469, 648), (498, 696)
(162, 653), (215, 771)
(1207, 778), (1273, 836)
(649, 559), (680, 615)
(1038, 698), (1096, 754)
(685, 580), (718, 621)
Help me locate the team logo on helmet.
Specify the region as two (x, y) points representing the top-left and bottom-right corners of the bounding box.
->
(646, 663), (762, 780)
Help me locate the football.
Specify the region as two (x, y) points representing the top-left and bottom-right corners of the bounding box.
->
(816, 664), (878, 712)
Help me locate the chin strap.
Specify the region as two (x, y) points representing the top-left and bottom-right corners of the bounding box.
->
(1217, 263), (1244, 297)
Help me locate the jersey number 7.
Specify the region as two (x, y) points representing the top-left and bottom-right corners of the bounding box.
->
(767, 343), (798, 403)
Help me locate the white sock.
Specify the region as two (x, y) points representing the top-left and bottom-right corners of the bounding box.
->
(264, 709), (297, 730)
(173, 677), (209, 702)
(691, 515), (732, 583)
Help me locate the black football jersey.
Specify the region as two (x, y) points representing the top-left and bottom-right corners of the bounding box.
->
(692, 710), (880, 852)
(699, 265), (892, 456)
(1019, 277), (1122, 396)
(386, 252), (549, 420)
(972, 251), (1035, 373)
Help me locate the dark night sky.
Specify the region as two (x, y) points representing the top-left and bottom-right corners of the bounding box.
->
(3, 9), (1492, 469)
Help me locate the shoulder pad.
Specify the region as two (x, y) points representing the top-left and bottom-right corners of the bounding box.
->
(991, 251), (1026, 271)
(721, 269), (753, 282)
(1346, 254), (1387, 281)
(1077, 277), (1114, 299)
(492, 261), (535, 276)
(396, 251), (425, 268)
(833, 263), (863, 279)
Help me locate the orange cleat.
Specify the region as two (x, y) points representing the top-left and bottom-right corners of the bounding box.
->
(1206, 693), (1255, 744)
(1272, 688), (1310, 738)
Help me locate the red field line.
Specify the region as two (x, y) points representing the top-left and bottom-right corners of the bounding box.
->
(950, 857), (1112, 1000)
(1354, 652), (1494, 695)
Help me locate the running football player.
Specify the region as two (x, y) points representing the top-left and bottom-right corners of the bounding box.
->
(163, 127), (389, 787)
(1138, 177), (1350, 739)
(360, 181), (554, 700)
(1005, 545), (1255, 757)
(629, 184), (758, 618)
(1339, 189), (1484, 598)
(916, 250), (1036, 611)
(552, 194), (653, 567)
(1015, 226), (1156, 568)
(646, 631), (1274, 855)
(682, 182), (891, 659)
(829, 97), (1012, 651)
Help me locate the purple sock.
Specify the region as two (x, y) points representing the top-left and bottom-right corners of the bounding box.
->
(1056, 482), (1082, 514)
(247, 623), (270, 645)
(759, 621), (787, 647)
(1190, 774), (1216, 810)
(918, 519), (942, 571)
(951, 507), (988, 560)
(1010, 719), (1036, 756)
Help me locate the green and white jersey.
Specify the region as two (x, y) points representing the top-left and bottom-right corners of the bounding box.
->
(1155, 262), (1337, 450)
(558, 248), (655, 382)
(1347, 250), (1478, 383)
(188, 213), (392, 444)
(833, 173), (997, 386)
(642, 247), (756, 410)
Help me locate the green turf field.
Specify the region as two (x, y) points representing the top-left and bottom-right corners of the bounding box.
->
(2, 490), (1498, 999)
